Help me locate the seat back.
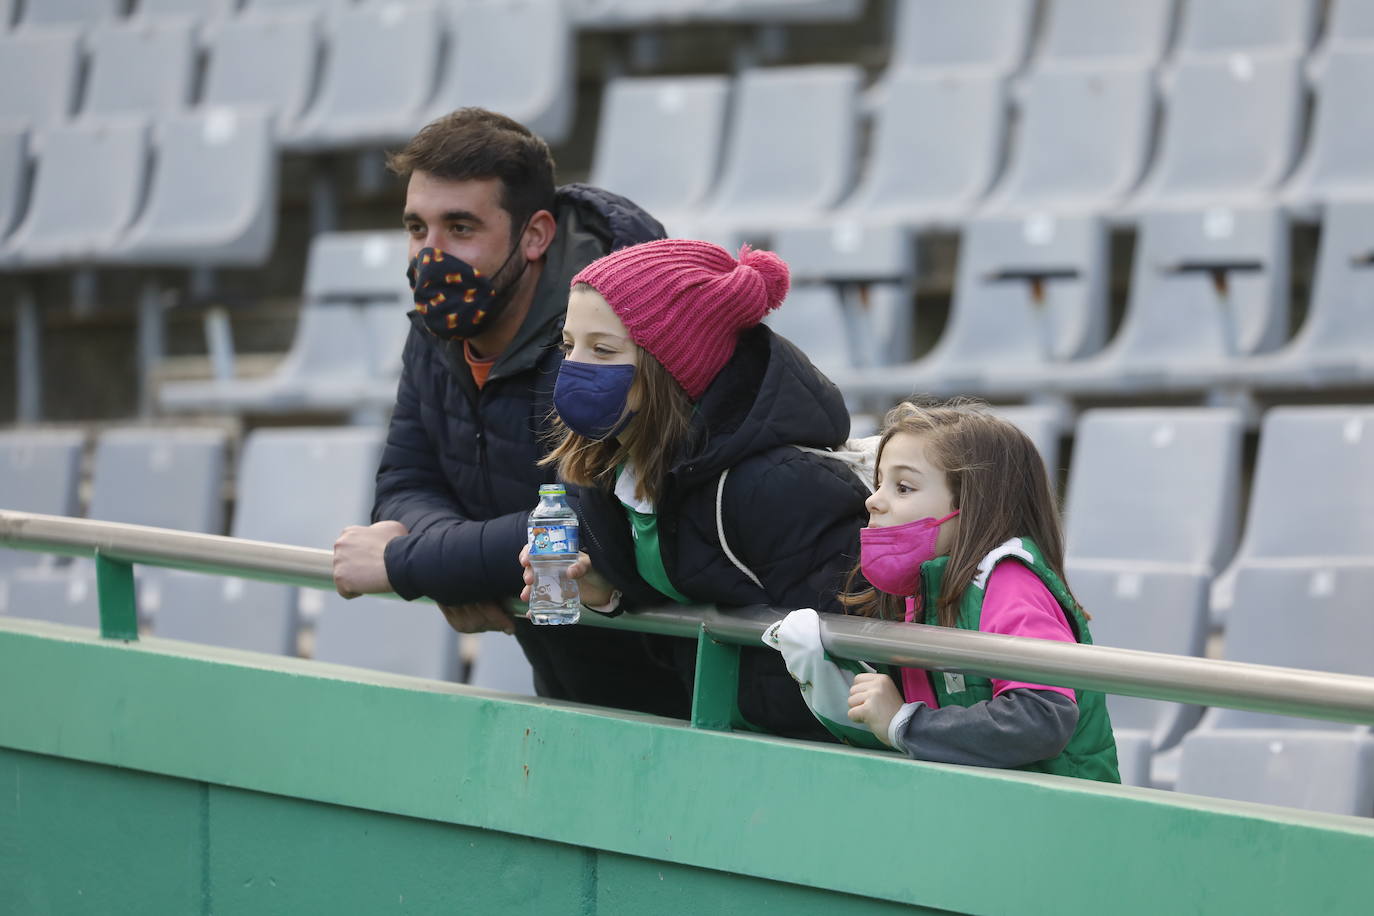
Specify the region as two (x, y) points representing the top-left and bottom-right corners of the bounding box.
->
(1284, 201), (1374, 363)
(0, 29), (82, 127)
(81, 21), (196, 118)
(0, 125), (26, 241)
(88, 427), (228, 533)
(17, 0), (120, 27)
(1106, 206), (1289, 369)
(1143, 53), (1304, 203)
(589, 75), (731, 217)
(707, 65), (861, 223)
(849, 68), (1006, 222)
(434, 0), (574, 143)
(989, 61), (1154, 212)
(1174, 0), (1318, 55)
(888, 0), (1033, 73)
(0, 430), (84, 577)
(1036, 0), (1176, 64)
(200, 11), (320, 127)
(1289, 47), (1374, 201)
(924, 213), (1109, 372)
(1240, 407), (1374, 562)
(313, 593), (459, 681)
(1327, 0), (1374, 44)
(7, 119), (149, 263)
(1064, 408), (1244, 567)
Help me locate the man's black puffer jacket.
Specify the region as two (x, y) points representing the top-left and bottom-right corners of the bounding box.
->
(574, 325), (871, 739)
(373, 184), (690, 717)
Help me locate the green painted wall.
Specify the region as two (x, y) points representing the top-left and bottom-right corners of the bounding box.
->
(1, 617), (1371, 915)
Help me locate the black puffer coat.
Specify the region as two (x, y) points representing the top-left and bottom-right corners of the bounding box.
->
(574, 325), (872, 739)
(373, 185), (689, 717)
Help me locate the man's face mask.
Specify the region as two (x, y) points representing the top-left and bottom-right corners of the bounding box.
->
(407, 229), (529, 340)
(553, 360), (637, 441)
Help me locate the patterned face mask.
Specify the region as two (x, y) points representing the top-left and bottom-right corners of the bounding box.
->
(406, 234), (528, 340)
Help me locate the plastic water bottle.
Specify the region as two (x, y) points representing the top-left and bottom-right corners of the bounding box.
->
(527, 483), (581, 625)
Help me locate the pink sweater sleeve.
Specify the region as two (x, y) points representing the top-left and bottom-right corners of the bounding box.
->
(980, 562), (1078, 702)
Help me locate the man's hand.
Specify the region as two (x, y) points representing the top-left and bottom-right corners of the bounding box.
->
(518, 544), (615, 607)
(437, 600), (515, 634)
(332, 520), (408, 598)
(848, 672), (904, 747)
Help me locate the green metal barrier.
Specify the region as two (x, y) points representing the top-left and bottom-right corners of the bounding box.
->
(2, 511), (1374, 914)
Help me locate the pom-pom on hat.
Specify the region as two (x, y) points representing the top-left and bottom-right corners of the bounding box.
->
(570, 239), (790, 399)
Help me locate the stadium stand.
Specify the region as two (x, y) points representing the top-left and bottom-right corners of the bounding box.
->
(6, 0), (1374, 820)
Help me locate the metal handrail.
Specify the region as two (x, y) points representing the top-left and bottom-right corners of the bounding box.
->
(3, 509), (1373, 726)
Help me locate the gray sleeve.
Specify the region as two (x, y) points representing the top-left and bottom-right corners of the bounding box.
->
(891, 689), (1079, 768)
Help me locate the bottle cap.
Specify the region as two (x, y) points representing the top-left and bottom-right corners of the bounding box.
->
(538, 483), (566, 497)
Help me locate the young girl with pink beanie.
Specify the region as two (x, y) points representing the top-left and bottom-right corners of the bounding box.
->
(518, 237), (870, 740)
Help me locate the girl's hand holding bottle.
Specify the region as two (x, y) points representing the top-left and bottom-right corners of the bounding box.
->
(519, 543), (616, 608)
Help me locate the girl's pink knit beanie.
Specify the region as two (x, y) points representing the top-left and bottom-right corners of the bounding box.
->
(570, 239), (790, 399)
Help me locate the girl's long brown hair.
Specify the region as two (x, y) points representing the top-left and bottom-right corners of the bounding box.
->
(841, 400), (1078, 628)
(542, 312), (696, 503)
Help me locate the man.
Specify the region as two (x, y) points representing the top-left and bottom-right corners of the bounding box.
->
(332, 108), (689, 717)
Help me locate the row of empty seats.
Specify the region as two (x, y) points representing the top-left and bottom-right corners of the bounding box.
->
(0, 0), (863, 30)
(0, 424), (533, 694)
(3, 405), (1372, 815)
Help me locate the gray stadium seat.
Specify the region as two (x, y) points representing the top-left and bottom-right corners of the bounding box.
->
(1283, 46), (1374, 208)
(1064, 409), (1244, 568)
(1174, 0), (1319, 55)
(0, 430), (84, 599)
(587, 75), (731, 236)
(1326, 0), (1374, 43)
(982, 61), (1155, 214)
(1, 0), (12, 29)
(242, 0), (350, 11)
(200, 11), (320, 131)
(1064, 409), (1244, 788)
(1221, 200), (1374, 388)
(567, 0), (861, 25)
(888, 0), (1034, 73)
(0, 28), (83, 128)
(1044, 206), (1290, 393)
(987, 405), (1063, 477)
(7, 427), (229, 628)
(467, 631), (536, 695)
(313, 592), (460, 681)
(696, 65), (862, 242)
(0, 125), (26, 242)
(159, 231), (411, 414)
(80, 20), (196, 118)
(112, 108), (277, 266)
(133, 0), (238, 19)
(829, 213), (1111, 398)
(846, 68), (1007, 228)
(16, 0), (121, 27)
(1132, 52), (1304, 207)
(764, 285), (864, 374)
(0, 119), (149, 265)
(286, 1), (441, 150)
(1177, 562), (1374, 816)
(1035, 0), (1176, 64)
(426, 0), (574, 144)
(155, 426), (384, 654)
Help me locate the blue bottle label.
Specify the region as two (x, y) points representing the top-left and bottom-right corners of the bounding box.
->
(529, 524), (579, 556)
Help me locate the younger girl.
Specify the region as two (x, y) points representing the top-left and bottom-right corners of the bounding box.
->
(773, 401), (1119, 780)
(522, 239), (870, 739)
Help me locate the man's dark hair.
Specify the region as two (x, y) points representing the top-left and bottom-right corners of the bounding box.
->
(387, 108), (557, 242)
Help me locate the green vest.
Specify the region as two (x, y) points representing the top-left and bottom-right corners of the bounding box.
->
(919, 537), (1121, 784)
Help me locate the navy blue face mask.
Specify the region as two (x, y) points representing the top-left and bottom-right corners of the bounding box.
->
(554, 360), (637, 441)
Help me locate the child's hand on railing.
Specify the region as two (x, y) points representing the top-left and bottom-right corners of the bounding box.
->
(848, 672), (903, 748)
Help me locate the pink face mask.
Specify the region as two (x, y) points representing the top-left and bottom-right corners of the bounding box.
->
(859, 510), (960, 596)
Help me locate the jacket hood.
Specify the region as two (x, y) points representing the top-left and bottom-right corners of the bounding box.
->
(670, 324), (851, 489)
